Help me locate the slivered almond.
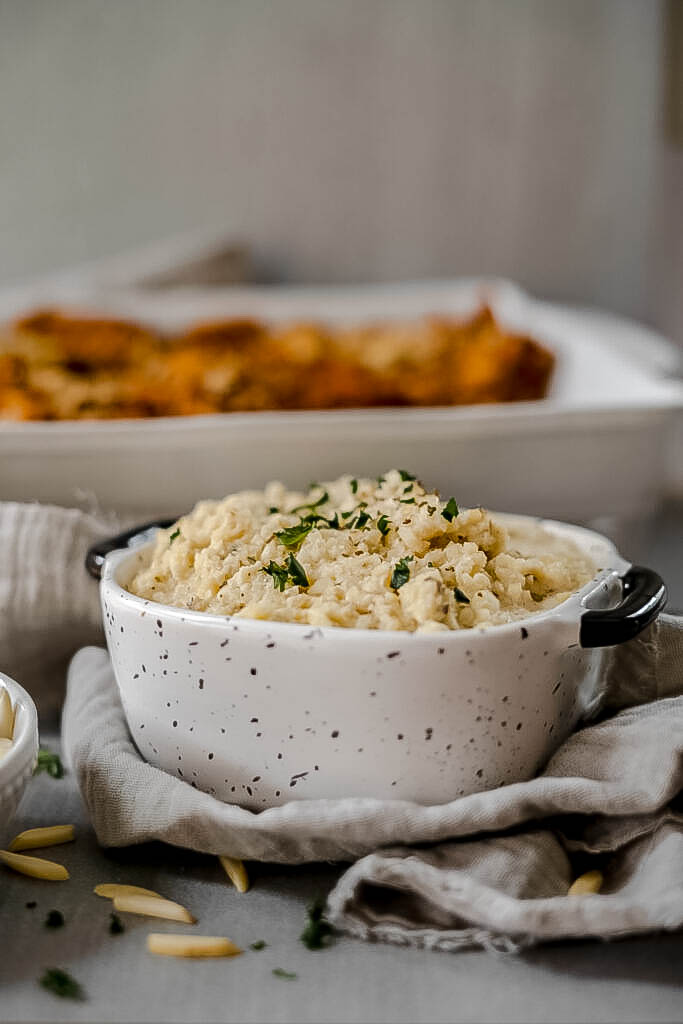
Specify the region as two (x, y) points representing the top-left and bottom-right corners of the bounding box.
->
(113, 893), (196, 923)
(147, 934), (241, 958)
(0, 849), (69, 880)
(219, 856), (249, 893)
(10, 824), (75, 852)
(568, 870), (603, 896)
(0, 738), (13, 761)
(0, 688), (14, 740)
(94, 883), (164, 901)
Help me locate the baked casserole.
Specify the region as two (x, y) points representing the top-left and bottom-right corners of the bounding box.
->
(0, 306), (554, 421)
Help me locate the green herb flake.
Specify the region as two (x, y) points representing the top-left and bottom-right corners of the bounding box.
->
(275, 521), (315, 549)
(390, 556), (413, 591)
(442, 497), (459, 522)
(403, 483), (414, 493)
(262, 561), (290, 592)
(250, 939), (267, 951)
(300, 899), (334, 950)
(39, 968), (84, 1000)
(376, 475), (386, 485)
(454, 587), (470, 604)
(286, 554), (310, 589)
(25, 901), (37, 909)
(350, 478), (358, 494)
(44, 910), (64, 929)
(400, 497), (416, 505)
(272, 968), (298, 980)
(291, 490), (329, 515)
(398, 470), (416, 482)
(326, 512), (340, 529)
(376, 514), (391, 536)
(168, 528), (181, 544)
(35, 749), (63, 779)
(109, 913), (124, 935)
(351, 510), (371, 529)
(268, 506), (279, 514)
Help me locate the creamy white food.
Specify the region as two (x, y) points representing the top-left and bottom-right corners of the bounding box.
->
(128, 471), (594, 631)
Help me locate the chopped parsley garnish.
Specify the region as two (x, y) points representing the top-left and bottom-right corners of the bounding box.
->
(442, 497), (459, 522)
(398, 470), (416, 481)
(377, 514), (391, 536)
(350, 510), (371, 529)
(45, 910), (64, 929)
(250, 939), (267, 951)
(109, 913), (124, 935)
(275, 521), (315, 549)
(262, 561), (290, 592)
(391, 556), (413, 591)
(268, 506), (279, 514)
(40, 968), (84, 1000)
(169, 528), (180, 544)
(291, 489), (329, 514)
(403, 483), (414, 493)
(286, 554), (309, 588)
(376, 475), (386, 485)
(300, 899), (334, 950)
(350, 478), (358, 494)
(272, 968), (297, 980)
(399, 497), (416, 505)
(262, 555), (309, 591)
(341, 509), (355, 520)
(35, 749), (63, 779)
(454, 587), (470, 604)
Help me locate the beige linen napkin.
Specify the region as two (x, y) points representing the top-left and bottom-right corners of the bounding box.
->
(62, 618), (683, 951)
(0, 503), (108, 715)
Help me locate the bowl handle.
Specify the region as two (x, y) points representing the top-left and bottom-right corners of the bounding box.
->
(85, 518), (179, 581)
(579, 566), (667, 648)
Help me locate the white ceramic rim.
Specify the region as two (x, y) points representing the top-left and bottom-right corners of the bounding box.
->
(102, 513), (631, 642)
(0, 672), (39, 782)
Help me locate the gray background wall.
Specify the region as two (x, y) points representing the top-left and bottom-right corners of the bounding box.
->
(0, 0), (681, 340)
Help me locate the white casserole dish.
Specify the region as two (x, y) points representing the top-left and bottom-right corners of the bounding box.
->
(91, 515), (666, 809)
(0, 279), (680, 522)
(0, 674), (39, 844)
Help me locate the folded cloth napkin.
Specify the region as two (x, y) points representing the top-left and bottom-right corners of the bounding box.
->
(0, 503), (110, 715)
(63, 617), (683, 952)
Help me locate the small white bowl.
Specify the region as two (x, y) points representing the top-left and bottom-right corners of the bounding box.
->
(93, 514), (666, 808)
(0, 674), (39, 844)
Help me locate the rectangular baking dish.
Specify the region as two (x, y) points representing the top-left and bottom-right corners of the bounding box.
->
(0, 278), (680, 525)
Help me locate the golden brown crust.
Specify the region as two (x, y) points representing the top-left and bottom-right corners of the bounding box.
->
(0, 306), (554, 421)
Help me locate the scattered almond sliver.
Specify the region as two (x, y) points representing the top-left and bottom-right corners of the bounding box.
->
(9, 824), (75, 852)
(113, 893), (196, 923)
(94, 883), (165, 901)
(0, 687), (14, 741)
(147, 933), (242, 958)
(0, 849), (69, 880)
(219, 855), (249, 893)
(0, 738), (13, 762)
(568, 869), (603, 896)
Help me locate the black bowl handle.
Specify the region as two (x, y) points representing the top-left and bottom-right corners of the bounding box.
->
(579, 566), (667, 648)
(85, 518), (179, 581)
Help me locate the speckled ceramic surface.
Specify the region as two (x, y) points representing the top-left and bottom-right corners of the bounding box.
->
(0, 674), (39, 844)
(101, 516), (629, 809)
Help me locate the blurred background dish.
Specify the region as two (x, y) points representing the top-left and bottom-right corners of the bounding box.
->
(0, 279), (678, 545)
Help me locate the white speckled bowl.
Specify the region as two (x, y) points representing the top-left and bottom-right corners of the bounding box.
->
(0, 674), (39, 844)
(95, 515), (665, 809)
